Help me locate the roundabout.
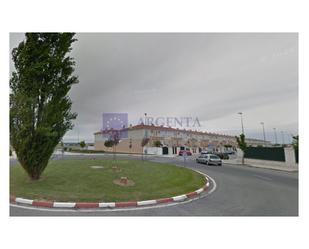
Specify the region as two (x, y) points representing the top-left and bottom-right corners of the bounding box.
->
(10, 154), (297, 216)
(10, 158), (211, 209)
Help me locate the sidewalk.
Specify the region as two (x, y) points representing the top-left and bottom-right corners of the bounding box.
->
(223, 159), (298, 172)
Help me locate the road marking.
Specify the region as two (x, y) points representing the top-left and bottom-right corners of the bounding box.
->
(252, 174), (272, 181)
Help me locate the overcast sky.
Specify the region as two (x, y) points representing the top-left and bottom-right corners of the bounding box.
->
(10, 33), (298, 143)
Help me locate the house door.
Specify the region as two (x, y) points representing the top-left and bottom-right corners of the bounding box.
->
(162, 146), (168, 155)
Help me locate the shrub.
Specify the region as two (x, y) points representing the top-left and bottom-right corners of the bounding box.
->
(153, 140), (162, 147)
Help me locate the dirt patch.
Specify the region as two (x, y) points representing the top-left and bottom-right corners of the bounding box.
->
(26, 176), (47, 183)
(112, 166), (122, 172)
(113, 179), (135, 187)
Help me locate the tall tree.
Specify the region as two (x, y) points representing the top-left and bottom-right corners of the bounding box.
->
(10, 33), (78, 180)
(235, 134), (247, 165)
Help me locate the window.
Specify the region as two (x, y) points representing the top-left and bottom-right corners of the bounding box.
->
(210, 155), (219, 159)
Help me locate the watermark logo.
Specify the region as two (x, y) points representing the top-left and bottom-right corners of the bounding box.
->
(102, 113), (202, 139)
(102, 113), (128, 139)
(138, 116), (201, 128)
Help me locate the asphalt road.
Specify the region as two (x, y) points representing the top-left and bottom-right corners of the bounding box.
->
(10, 155), (298, 216)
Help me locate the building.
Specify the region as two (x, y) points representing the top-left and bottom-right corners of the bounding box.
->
(94, 124), (271, 155)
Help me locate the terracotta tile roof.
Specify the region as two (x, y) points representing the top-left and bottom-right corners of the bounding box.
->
(94, 124), (270, 143)
(94, 124), (234, 138)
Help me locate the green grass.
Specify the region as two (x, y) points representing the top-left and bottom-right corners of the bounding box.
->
(10, 159), (206, 202)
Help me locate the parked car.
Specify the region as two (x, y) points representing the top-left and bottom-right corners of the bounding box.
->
(178, 150), (192, 156)
(200, 150), (212, 155)
(196, 154), (208, 163)
(196, 154), (222, 166)
(214, 152), (229, 159)
(226, 151), (236, 155)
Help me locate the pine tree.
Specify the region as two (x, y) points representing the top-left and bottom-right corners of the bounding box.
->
(10, 33), (78, 180)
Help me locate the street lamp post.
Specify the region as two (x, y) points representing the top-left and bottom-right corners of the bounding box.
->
(238, 112), (245, 135)
(273, 128), (278, 145)
(260, 122), (266, 146)
(144, 113), (148, 138)
(144, 113), (148, 158)
(144, 113), (147, 126)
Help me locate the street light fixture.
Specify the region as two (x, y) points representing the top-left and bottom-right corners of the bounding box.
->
(260, 122), (266, 146)
(238, 112), (245, 135)
(144, 113), (148, 138)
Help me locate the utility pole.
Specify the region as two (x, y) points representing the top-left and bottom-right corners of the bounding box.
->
(238, 112), (245, 135)
(260, 122), (266, 146)
(273, 128), (278, 145)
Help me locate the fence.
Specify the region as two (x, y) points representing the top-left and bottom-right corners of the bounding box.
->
(244, 147), (285, 162)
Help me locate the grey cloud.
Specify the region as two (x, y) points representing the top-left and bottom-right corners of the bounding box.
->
(10, 33), (298, 143)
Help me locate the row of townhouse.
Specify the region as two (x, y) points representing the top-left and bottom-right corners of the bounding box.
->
(94, 124), (270, 155)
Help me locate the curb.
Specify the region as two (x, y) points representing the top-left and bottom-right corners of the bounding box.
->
(10, 178), (210, 209)
(223, 161), (298, 172)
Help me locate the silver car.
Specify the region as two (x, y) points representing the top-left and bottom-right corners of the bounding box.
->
(196, 154), (222, 166)
(196, 154), (207, 163)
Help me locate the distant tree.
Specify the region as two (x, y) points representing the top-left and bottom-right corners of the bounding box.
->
(105, 131), (120, 162)
(292, 135), (298, 149)
(10, 33), (78, 180)
(235, 134), (247, 165)
(129, 139), (132, 153)
(79, 140), (86, 149)
(104, 140), (114, 148)
(153, 140), (162, 147)
(141, 137), (150, 160)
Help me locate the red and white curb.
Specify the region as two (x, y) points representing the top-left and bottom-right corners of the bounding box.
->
(10, 178), (210, 209)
